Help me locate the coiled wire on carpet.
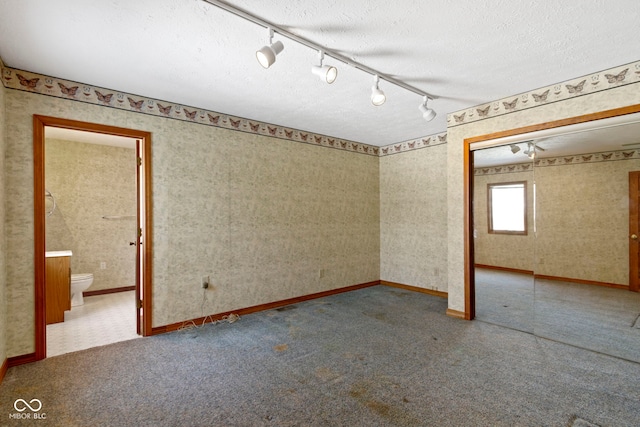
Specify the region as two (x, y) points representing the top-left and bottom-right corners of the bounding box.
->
(177, 288), (240, 332)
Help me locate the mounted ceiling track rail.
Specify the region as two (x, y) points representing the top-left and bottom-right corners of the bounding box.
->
(202, 0), (438, 117)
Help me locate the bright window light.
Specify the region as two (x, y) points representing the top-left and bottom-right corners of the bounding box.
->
(488, 182), (527, 235)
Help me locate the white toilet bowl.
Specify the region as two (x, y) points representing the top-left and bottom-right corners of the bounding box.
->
(70, 273), (93, 307)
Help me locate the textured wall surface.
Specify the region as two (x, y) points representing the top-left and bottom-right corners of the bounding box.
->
(380, 145), (448, 290)
(535, 158), (640, 285)
(0, 74), (7, 364)
(473, 169), (534, 271)
(4, 89), (380, 357)
(474, 156), (638, 285)
(45, 139), (137, 291)
(447, 85), (640, 313)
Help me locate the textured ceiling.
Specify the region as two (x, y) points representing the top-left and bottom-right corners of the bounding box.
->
(0, 0), (639, 146)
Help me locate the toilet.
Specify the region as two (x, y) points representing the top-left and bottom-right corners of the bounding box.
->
(70, 273), (93, 307)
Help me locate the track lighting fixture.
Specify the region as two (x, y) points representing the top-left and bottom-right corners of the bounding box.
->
(311, 51), (337, 84)
(371, 75), (386, 106)
(205, 0), (438, 121)
(510, 144), (521, 154)
(256, 28), (284, 69)
(418, 96), (436, 121)
(523, 142), (539, 159)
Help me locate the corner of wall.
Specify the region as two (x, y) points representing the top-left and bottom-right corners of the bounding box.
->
(0, 55), (8, 376)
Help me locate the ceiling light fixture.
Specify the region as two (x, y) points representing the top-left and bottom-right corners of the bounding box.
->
(418, 96), (436, 121)
(311, 51), (337, 84)
(203, 0), (437, 119)
(523, 142), (539, 159)
(371, 75), (386, 106)
(256, 28), (284, 69)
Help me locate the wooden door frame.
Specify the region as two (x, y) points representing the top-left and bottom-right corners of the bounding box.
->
(33, 115), (153, 360)
(629, 171), (640, 292)
(464, 104), (640, 319)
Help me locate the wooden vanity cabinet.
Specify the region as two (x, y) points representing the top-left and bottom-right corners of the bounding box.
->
(45, 256), (71, 324)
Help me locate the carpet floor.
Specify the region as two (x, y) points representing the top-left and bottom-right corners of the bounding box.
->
(1, 285), (639, 426)
(475, 268), (640, 363)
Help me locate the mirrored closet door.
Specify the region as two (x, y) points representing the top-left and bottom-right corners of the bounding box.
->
(471, 112), (640, 363)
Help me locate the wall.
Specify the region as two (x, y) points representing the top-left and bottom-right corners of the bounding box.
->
(45, 139), (137, 291)
(4, 90), (380, 357)
(447, 85), (640, 313)
(380, 145), (448, 290)
(535, 157), (640, 285)
(0, 68), (7, 366)
(473, 155), (638, 285)
(473, 168), (534, 271)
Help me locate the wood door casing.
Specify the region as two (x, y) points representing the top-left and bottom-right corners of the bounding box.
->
(629, 171), (640, 292)
(32, 115), (153, 362)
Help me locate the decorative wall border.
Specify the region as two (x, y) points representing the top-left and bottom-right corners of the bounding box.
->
(474, 149), (640, 176)
(449, 60), (640, 128)
(379, 131), (448, 156)
(0, 60), (385, 156)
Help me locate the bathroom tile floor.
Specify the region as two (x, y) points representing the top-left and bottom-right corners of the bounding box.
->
(47, 290), (141, 357)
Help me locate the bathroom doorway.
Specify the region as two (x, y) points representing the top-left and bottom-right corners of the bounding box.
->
(33, 116), (153, 360)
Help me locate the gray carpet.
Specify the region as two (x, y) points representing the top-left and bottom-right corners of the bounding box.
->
(475, 268), (534, 333)
(534, 279), (640, 363)
(475, 268), (640, 363)
(2, 285), (639, 426)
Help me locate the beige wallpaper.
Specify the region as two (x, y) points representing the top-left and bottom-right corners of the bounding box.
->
(45, 139), (137, 292)
(0, 74), (7, 364)
(473, 156), (638, 285)
(473, 169), (534, 271)
(4, 89), (380, 356)
(380, 145), (448, 291)
(447, 85), (640, 313)
(535, 158), (640, 285)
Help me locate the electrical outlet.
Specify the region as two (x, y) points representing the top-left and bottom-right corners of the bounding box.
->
(201, 275), (209, 289)
(100, 262), (107, 270)
(318, 269), (325, 279)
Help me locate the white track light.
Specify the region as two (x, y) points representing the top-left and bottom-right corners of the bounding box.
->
(311, 51), (337, 84)
(371, 75), (386, 106)
(256, 28), (284, 69)
(418, 96), (436, 121)
(206, 0), (439, 121)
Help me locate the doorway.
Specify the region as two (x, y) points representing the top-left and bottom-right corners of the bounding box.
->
(464, 105), (640, 363)
(629, 170), (640, 292)
(33, 116), (153, 360)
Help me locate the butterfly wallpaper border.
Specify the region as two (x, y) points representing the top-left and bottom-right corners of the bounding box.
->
(448, 60), (640, 127)
(474, 149), (640, 176)
(378, 132), (448, 156)
(1, 61), (391, 157)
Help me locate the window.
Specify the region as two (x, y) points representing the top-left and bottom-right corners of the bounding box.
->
(487, 181), (527, 235)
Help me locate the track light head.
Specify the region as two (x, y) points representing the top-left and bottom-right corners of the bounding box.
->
(312, 65), (337, 83)
(311, 51), (337, 84)
(256, 28), (284, 69)
(418, 96), (436, 121)
(371, 75), (386, 106)
(523, 142), (536, 159)
(510, 144), (521, 154)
